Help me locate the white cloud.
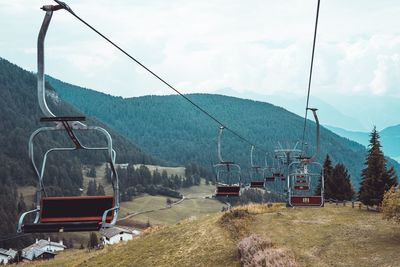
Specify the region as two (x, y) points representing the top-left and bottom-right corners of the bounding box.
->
(1, 0), (400, 101)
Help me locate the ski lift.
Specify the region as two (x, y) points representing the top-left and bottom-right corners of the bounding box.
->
(287, 108), (324, 207)
(17, 4), (119, 233)
(263, 153), (275, 183)
(214, 127), (241, 197)
(249, 146), (264, 188)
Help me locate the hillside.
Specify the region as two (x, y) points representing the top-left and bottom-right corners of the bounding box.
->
(0, 57), (156, 246)
(47, 76), (400, 187)
(31, 204), (400, 267)
(0, 58), (156, 186)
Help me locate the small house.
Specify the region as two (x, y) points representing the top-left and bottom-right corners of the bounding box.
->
(0, 248), (17, 265)
(21, 248), (55, 262)
(101, 226), (139, 245)
(22, 238), (66, 262)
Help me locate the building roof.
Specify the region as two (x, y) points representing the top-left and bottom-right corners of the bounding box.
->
(23, 239), (66, 252)
(22, 239), (66, 261)
(0, 248), (17, 258)
(100, 226), (135, 239)
(22, 248), (55, 261)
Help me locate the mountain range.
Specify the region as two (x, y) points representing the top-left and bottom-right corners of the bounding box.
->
(325, 125), (400, 163)
(46, 76), (400, 189)
(213, 88), (400, 132)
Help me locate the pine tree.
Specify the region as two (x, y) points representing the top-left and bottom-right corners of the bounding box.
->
(316, 155), (334, 197)
(86, 166), (96, 178)
(17, 193), (27, 214)
(87, 179), (97, 196)
(88, 232), (99, 249)
(332, 163), (355, 201)
(359, 127), (398, 206)
(96, 183), (106, 196)
(104, 164), (111, 183)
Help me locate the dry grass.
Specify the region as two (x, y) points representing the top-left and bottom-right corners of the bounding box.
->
(238, 234), (297, 267)
(28, 203), (400, 267)
(35, 214), (240, 267)
(218, 203), (285, 241)
(251, 203), (400, 267)
(232, 203), (285, 215)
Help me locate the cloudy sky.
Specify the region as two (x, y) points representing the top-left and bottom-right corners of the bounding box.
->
(1, 0), (399, 130)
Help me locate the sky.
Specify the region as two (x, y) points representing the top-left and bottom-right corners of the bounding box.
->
(1, 0), (399, 131)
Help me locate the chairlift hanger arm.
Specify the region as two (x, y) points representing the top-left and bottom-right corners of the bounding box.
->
(250, 145), (258, 168)
(217, 126), (226, 163)
(304, 108), (320, 163)
(38, 3), (86, 129)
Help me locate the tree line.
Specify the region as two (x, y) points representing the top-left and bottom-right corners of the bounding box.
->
(103, 162), (210, 201)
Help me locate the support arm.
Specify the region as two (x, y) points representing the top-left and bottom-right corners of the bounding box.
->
(305, 108), (320, 163)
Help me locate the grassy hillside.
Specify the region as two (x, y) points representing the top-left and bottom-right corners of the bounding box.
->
(47, 76), (400, 188)
(30, 204), (400, 267)
(118, 178), (221, 226)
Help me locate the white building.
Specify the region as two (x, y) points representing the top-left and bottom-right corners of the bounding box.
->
(22, 238), (66, 261)
(0, 249), (17, 265)
(101, 226), (140, 245)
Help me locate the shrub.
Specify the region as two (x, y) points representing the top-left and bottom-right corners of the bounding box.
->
(382, 186), (400, 222)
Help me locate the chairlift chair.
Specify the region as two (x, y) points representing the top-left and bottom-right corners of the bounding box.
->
(249, 146), (264, 188)
(214, 127), (241, 197)
(287, 108), (324, 207)
(17, 4), (119, 233)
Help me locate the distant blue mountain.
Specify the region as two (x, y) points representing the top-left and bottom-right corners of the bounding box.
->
(213, 88), (366, 131)
(325, 125), (400, 163)
(213, 88), (400, 132)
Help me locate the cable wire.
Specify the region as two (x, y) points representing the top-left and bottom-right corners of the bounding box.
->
(300, 0), (321, 152)
(53, 0), (268, 154)
(0, 233), (31, 243)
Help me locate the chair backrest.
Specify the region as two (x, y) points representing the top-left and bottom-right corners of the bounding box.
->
(250, 181), (264, 188)
(294, 185), (310, 191)
(40, 196), (114, 223)
(290, 196), (322, 206)
(265, 176), (275, 182)
(216, 186), (240, 196)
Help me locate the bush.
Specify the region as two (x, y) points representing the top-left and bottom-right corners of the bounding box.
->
(382, 186), (400, 223)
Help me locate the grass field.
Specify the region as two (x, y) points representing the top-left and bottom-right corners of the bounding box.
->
(18, 163), (186, 205)
(30, 204), (400, 267)
(251, 203), (400, 267)
(17, 185), (36, 206)
(119, 179), (222, 226)
(131, 164), (185, 177)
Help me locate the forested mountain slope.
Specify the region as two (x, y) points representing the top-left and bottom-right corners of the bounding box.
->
(47, 77), (399, 188)
(0, 58), (156, 246)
